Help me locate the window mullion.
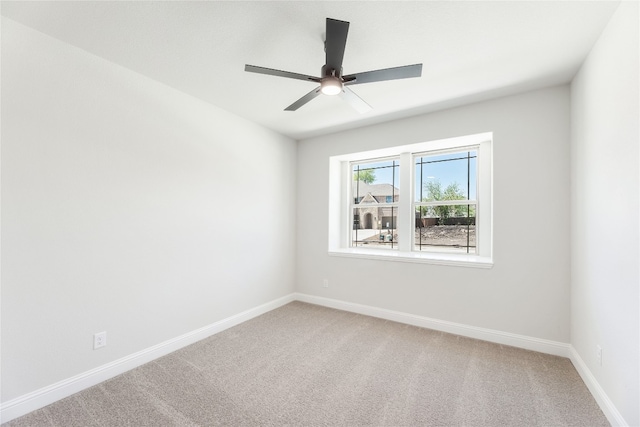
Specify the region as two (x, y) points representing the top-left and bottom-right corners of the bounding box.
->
(398, 152), (412, 252)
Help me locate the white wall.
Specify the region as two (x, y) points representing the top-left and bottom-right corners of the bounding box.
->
(570, 1), (639, 425)
(1, 18), (296, 402)
(297, 86), (571, 343)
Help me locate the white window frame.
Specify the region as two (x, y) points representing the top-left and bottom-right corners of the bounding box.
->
(413, 146), (478, 254)
(350, 156), (400, 250)
(328, 132), (493, 268)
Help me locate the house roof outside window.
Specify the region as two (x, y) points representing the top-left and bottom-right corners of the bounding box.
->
(353, 181), (399, 203)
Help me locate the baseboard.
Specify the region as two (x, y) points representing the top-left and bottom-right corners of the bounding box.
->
(294, 293), (571, 357)
(569, 346), (628, 427)
(0, 293), (295, 424)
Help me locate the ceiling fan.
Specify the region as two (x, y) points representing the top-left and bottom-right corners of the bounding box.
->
(245, 18), (423, 113)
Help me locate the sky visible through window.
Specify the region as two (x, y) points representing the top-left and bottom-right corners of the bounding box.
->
(416, 151), (477, 201)
(353, 152), (477, 201)
(353, 160), (400, 192)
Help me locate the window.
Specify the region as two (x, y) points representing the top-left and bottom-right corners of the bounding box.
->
(351, 159), (399, 249)
(414, 149), (477, 254)
(329, 133), (492, 268)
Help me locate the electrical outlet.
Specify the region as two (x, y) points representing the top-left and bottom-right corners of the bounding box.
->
(94, 331), (107, 350)
(322, 279), (329, 288)
(596, 345), (602, 365)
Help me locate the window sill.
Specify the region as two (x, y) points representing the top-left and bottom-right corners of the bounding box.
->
(328, 248), (493, 269)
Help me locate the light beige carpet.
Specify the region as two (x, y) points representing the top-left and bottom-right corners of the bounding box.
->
(3, 301), (609, 426)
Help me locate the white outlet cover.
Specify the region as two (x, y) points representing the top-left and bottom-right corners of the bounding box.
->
(94, 331), (107, 349)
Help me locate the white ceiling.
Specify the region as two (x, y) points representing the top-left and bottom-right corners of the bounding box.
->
(1, 1), (620, 140)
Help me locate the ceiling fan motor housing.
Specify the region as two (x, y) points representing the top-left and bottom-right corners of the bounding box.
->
(321, 64), (341, 78)
(320, 65), (344, 95)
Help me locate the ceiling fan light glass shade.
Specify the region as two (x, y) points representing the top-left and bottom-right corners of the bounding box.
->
(321, 77), (342, 96)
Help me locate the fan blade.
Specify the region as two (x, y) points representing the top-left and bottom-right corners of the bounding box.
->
(325, 18), (349, 74)
(340, 87), (372, 114)
(245, 65), (321, 83)
(285, 87), (323, 111)
(343, 64), (423, 85)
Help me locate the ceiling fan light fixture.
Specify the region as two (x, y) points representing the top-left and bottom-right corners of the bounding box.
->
(320, 77), (342, 96)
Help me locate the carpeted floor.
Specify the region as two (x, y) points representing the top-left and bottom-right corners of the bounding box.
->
(3, 301), (609, 426)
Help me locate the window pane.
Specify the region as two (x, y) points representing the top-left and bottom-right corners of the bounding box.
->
(353, 159), (399, 205)
(414, 205), (476, 253)
(352, 207), (397, 249)
(415, 151), (477, 202)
